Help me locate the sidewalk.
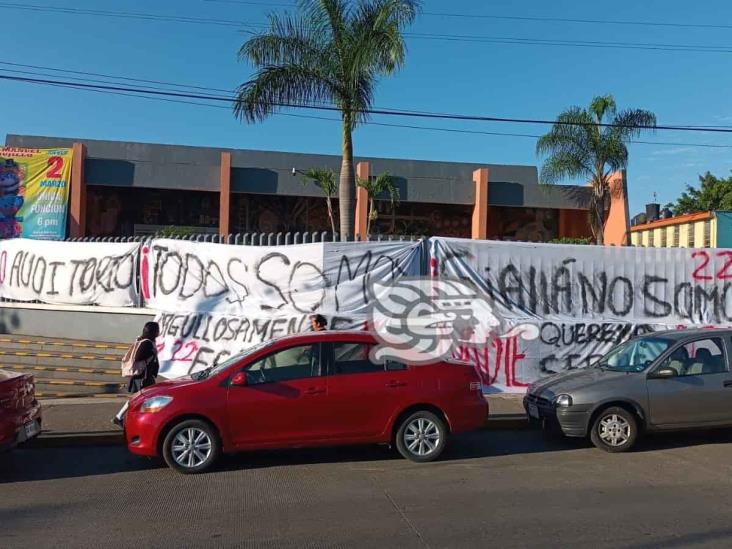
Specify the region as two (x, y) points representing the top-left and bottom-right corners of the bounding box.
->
(29, 394), (529, 448)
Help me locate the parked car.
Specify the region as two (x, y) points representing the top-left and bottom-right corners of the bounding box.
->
(124, 331), (487, 473)
(524, 328), (732, 452)
(0, 369), (42, 452)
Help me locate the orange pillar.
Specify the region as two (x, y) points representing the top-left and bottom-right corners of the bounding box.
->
(219, 152), (231, 236)
(69, 142), (86, 238)
(558, 209), (569, 238)
(472, 168), (489, 240)
(355, 162), (369, 240)
(604, 171), (630, 245)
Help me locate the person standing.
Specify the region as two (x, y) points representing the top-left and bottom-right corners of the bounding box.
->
(310, 314), (328, 332)
(112, 321), (160, 427)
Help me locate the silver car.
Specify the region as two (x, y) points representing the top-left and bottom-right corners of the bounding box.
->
(524, 329), (732, 452)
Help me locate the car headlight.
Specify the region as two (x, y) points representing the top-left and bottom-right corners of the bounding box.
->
(555, 394), (572, 408)
(139, 396), (173, 413)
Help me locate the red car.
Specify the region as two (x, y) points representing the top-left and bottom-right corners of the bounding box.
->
(125, 331), (487, 473)
(0, 369), (42, 452)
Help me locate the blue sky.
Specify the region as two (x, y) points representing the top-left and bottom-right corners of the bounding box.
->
(2, 0), (732, 215)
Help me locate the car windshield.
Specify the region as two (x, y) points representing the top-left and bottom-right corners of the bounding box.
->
(597, 337), (672, 372)
(192, 340), (274, 380)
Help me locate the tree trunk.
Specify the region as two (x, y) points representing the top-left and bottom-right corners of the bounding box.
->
(367, 197), (376, 236)
(339, 113), (355, 241)
(326, 196), (336, 236)
(591, 177), (607, 245)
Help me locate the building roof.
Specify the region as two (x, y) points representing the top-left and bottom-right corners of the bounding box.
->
(630, 210), (713, 231)
(5, 134), (593, 210)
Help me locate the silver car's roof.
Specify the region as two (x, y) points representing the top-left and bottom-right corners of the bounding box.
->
(636, 328), (732, 341)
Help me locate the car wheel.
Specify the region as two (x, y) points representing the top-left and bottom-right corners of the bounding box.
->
(395, 410), (447, 463)
(590, 407), (638, 453)
(162, 419), (220, 474)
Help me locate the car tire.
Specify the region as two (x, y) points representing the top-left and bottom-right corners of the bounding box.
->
(162, 419), (220, 474)
(590, 406), (638, 453)
(395, 410), (447, 463)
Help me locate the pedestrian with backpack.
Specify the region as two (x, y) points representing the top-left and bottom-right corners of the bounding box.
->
(112, 321), (160, 427)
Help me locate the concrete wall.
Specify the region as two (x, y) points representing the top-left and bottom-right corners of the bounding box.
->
(0, 305), (154, 343)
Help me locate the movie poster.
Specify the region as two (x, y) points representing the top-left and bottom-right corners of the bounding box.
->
(0, 147), (73, 240)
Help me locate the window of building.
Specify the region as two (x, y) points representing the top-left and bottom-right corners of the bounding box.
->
(659, 229), (666, 247)
(704, 220), (712, 247)
(648, 230), (654, 247)
(671, 226), (679, 247)
(688, 225), (695, 248)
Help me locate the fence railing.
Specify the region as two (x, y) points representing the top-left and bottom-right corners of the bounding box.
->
(63, 231), (423, 245)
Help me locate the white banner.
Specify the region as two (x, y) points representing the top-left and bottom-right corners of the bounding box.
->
(432, 237), (732, 392)
(0, 238), (139, 307)
(146, 239), (422, 377)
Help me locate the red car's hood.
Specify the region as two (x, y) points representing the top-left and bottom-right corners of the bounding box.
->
(130, 376), (200, 403)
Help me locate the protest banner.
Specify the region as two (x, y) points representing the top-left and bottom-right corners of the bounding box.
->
(431, 237), (732, 392)
(0, 238), (140, 307)
(0, 147), (72, 240)
(145, 239), (422, 377)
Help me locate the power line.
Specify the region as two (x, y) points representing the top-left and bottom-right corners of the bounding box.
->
(4, 3), (732, 55)
(6, 72), (732, 134)
(203, 0), (732, 31)
(7, 69), (732, 149)
(0, 60), (235, 94)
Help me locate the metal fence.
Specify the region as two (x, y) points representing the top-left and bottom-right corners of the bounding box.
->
(63, 231), (423, 245)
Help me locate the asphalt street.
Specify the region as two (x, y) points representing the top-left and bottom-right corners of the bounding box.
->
(4, 428), (732, 548)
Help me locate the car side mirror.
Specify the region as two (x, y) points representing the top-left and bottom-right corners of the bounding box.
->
(650, 367), (677, 379)
(230, 372), (248, 387)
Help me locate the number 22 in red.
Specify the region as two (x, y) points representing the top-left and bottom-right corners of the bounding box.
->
(691, 250), (732, 280)
(46, 156), (64, 178)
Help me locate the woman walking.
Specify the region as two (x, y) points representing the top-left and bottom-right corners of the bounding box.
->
(112, 321), (160, 427)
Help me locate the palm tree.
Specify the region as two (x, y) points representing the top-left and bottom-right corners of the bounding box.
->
(234, 0), (419, 241)
(536, 95), (656, 245)
(357, 172), (399, 235)
(301, 168), (338, 234)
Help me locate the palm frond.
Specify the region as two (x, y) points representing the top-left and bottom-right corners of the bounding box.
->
(302, 167), (338, 197)
(234, 64), (337, 122)
(610, 108), (657, 141)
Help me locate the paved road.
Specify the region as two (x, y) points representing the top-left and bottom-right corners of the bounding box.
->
(4, 429), (732, 548)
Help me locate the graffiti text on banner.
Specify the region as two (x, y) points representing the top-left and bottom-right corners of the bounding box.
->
(433, 237), (732, 392)
(143, 239), (422, 315)
(154, 310), (364, 377)
(0, 238), (139, 307)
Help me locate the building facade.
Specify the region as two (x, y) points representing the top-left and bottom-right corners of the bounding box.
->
(630, 210), (732, 248)
(5, 134), (630, 243)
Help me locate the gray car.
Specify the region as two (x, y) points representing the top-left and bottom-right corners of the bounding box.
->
(524, 328), (732, 452)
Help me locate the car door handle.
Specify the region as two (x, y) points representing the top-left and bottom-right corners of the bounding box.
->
(386, 380), (407, 388)
(303, 387), (326, 395)
(724, 380), (732, 388)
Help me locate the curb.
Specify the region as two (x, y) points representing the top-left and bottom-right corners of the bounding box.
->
(26, 415), (532, 449)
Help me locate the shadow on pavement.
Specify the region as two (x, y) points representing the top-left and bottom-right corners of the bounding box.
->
(0, 445), (164, 484)
(214, 428), (588, 473)
(6, 426), (732, 483)
(620, 527), (732, 549)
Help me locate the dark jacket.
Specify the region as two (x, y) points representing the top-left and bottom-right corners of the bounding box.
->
(127, 338), (159, 393)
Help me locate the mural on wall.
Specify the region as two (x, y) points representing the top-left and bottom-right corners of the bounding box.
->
(373, 202), (472, 237)
(494, 207), (558, 242)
